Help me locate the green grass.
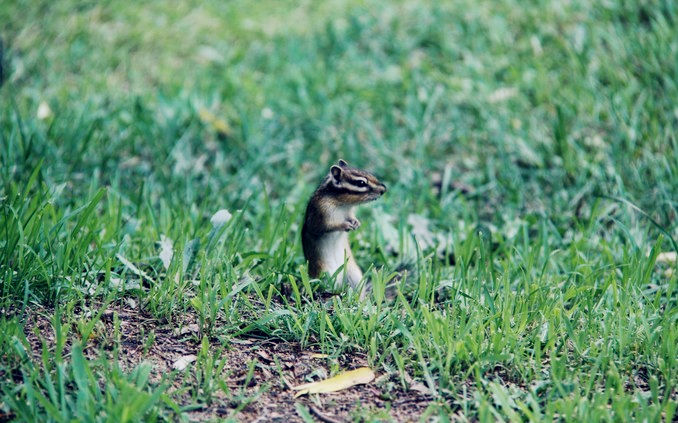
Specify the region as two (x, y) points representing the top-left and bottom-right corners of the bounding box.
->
(1, 0), (677, 421)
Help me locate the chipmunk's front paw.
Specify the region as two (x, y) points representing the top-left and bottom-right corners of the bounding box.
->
(342, 217), (361, 231)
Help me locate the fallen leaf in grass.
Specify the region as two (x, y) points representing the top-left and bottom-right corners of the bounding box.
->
(37, 101), (53, 120)
(403, 370), (434, 396)
(230, 338), (253, 345)
(408, 381), (433, 396)
(261, 107), (274, 119)
(408, 213), (436, 250)
(656, 252), (677, 263)
(173, 323), (199, 336)
(211, 119), (230, 135)
(292, 367), (375, 397)
(210, 209), (232, 228)
(488, 86), (517, 103)
(196, 45), (224, 63)
(539, 321), (549, 343)
(513, 137), (544, 167)
(108, 277), (141, 291)
(119, 156), (141, 169)
(116, 254), (154, 284)
(158, 235), (174, 270)
(198, 107), (231, 135)
(375, 211), (401, 255)
(172, 355), (197, 371)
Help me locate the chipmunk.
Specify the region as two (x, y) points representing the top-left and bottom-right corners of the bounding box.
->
(302, 159), (387, 293)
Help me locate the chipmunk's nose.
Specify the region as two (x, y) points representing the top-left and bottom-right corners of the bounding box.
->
(377, 183), (387, 194)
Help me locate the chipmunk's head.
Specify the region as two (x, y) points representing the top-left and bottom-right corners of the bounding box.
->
(327, 159), (387, 204)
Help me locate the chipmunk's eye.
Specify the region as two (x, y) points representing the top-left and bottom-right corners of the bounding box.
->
(356, 180), (367, 187)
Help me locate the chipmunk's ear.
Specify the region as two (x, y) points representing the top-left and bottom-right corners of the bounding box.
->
(330, 165), (343, 184)
(337, 159), (348, 167)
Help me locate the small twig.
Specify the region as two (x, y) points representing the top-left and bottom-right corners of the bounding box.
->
(308, 405), (343, 423)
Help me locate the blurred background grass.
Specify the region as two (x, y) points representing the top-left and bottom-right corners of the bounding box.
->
(3, 0), (676, 221)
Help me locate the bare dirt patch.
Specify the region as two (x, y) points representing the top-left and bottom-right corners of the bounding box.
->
(14, 301), (433, 422)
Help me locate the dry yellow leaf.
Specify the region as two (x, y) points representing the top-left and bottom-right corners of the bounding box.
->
(198, 107), (231, 135)
(292, 367), (375, 397)
(211, 119), (230, 135)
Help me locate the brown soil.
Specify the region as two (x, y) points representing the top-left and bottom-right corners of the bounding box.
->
(13, 301), (433, 422)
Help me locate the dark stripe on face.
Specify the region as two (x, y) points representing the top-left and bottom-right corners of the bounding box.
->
(346, 178), (367, 187)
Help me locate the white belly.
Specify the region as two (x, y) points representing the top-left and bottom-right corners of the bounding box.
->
(317, 232), (362, 289)
(318, 232), (350, 274)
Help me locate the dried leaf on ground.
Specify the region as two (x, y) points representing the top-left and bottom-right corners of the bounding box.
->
(656, 251), (677, 263)
(292, 367), (375, 397)
(116, 254), (154, 284)
(198, 107), (231, 135)
(158, 235), (174, 270)
(173, 323), (200, 336)
(37, 101), (53, 120)
(210, 209), (232, 228)
(403, 369), (434, 396)
(172, 354), (197, 371)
